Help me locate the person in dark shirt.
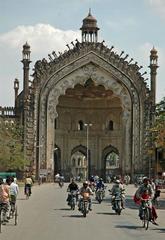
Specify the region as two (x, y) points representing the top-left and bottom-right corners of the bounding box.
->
(66, 179), (79, 203)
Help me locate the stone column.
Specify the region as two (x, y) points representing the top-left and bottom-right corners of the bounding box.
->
(121, 110), (131, 175)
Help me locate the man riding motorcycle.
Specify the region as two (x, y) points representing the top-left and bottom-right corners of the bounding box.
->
(134, 177), (158, 225)
(78, 181), (93, 211)
(95, 178), (105, 200)
(110, 179), (125, 209)
(66, 178), (79, 204)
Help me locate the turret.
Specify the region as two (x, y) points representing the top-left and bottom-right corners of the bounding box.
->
(149, 47), (159, 105)
(80, 9), (99, 43)
(21, 42), (31, 99)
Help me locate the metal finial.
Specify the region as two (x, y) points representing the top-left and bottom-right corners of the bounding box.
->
(66, 44), (70, 50)
(123, 54), (129, 61)
(119, 51), (124, 57)
(128, 58), (133, 64)
(141, 71), (147, 76)
(109, 46), (114, 51)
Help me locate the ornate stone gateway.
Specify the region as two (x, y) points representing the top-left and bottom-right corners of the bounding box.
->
(35, 49), (143, 180)
(18, 11), (158, 180)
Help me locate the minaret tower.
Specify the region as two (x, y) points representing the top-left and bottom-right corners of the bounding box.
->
(149, 47), (158, 106)
(14, 78), (19, 108)
(80, 9), (100, 43)
(21, 42), (31, 99)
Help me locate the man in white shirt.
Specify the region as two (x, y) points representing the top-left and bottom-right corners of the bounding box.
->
(9, 177), (19, 198)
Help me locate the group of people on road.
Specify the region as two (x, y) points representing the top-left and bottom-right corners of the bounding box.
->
(66, 177), (125, 212)
(0, 175), (33, 226)
(0, 176), (19, 225)
(66, 175), (160, 225)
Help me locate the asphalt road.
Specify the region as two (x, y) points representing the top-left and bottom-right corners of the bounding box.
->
(1, 183), (165, 240)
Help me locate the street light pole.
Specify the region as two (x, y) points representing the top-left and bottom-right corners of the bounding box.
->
(84, 123), (92, 179)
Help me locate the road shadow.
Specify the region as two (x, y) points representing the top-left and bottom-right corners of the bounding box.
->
(92, 201), (105, 205)
(62, 214), (84, 218)
(155, 228), (165, 233)
(17, 198), (27, 201)
(54, 208), (71, 211)
(156, 200), (165, 210)
(125, 198), (139, 210)
(115, 225), (142, 230)
(96, 212), (116, 215)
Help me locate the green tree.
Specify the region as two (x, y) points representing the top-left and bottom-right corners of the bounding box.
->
(154, 97), (165, 148)
(0, 119), (28, 171)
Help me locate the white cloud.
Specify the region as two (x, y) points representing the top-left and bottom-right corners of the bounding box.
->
(0, 24), (81, 106)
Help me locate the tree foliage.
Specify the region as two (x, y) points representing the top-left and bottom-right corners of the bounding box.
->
(154, 97), (165, 148)
(0, 119), (28, 171)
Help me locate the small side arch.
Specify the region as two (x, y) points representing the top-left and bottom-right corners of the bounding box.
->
(102, 145), (120, 181)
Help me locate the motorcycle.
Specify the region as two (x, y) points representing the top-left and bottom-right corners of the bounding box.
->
(95, 188), (104, 203)
(68, 190), (78, 210)
(112, 192), (123, 215)
(79, 192), (90, 217)
(59, 180), (64, 188)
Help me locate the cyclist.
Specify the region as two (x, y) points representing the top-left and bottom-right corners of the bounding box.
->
(134, 177), (158, 225)
(24, 175), (33, 196)
(8, 177), (19, 218)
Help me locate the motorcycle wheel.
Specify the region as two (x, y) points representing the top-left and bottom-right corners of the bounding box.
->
(98, 199), (102, 204)
(71, 203), (75, 210)
(83, 210), (86, 217)
(115, 201), (121, 215)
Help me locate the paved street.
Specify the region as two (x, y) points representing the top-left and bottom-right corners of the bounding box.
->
(1, 183), (165, 240)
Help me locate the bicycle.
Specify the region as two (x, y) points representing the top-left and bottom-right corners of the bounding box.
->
(9, 200), (18, 226)
(0, 203), (9, 232)
(25, 185), (31, 199)
(140, 199), (151, 230)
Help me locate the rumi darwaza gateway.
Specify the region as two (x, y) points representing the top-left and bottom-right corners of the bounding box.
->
(0, 11), (159, 181)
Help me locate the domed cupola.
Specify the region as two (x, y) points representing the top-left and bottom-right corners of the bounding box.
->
(80, 9), (100, 43)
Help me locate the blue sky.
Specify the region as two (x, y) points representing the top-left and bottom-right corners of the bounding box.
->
(0, 0), (165, 106)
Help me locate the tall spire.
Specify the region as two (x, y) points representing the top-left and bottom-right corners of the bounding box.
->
(80, 10), (100, 43)
(149, 46), (159, 105)
(21, 42), (31, 99)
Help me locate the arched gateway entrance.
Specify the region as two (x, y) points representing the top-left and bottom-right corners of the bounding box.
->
(36, 46), (144, 180)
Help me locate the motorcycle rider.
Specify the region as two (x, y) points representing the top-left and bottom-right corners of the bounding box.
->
(95, 178), (105, 199)
(78, 181), (93, 211)
(110, 179), (125, 209)
(66, 178), (79, 204)
(96, 178), (105, 190)
(134, 177), (158, 225)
